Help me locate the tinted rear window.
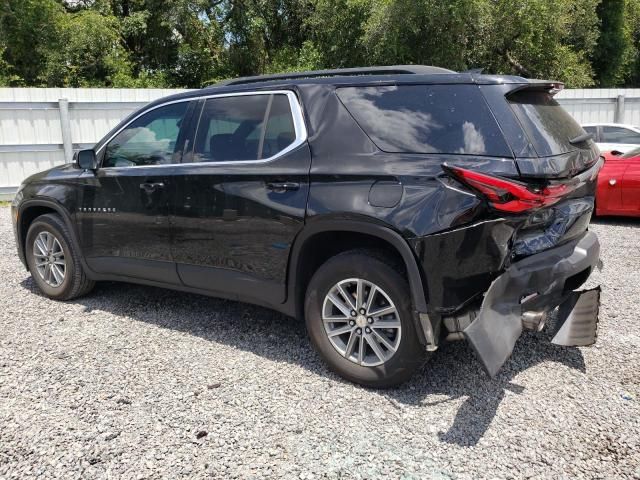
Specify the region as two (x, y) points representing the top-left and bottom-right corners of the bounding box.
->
(336, 85), (511, 156)
(508, 90), (585, 157)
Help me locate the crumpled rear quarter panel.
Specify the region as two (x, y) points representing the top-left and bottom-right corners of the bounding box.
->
(409, 219), (515, 313)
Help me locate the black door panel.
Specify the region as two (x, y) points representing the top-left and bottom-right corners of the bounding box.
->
(170, 145), (311, 303)
(86, 256), (181, 284)
(177, 264), (283, 302)
(169, 91), (310, 304)
(76, 167), (180, 282)
(76, 100), (194, 282)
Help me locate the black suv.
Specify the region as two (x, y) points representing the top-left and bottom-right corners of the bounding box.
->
(11, 66), (602, 387)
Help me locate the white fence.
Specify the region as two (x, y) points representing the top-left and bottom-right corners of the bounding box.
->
(0, 88), (190, 199)
(556, 88), (640, 125)
(1, 87), (640, 199)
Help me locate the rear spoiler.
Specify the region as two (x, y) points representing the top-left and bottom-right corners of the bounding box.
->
(507, 80), (564, 96)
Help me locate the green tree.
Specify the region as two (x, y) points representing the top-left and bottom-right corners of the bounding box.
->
(361, 0), (488, 71)
(41, 10), (133, 87)
(592, 0), (628, 86)
(0, 0), (63, 85)
(621, 0), (640, 85)
(303, 0), (369, 69)
(482, 0), (600, 87)
(0, 0), (637, 88)
(102, 0), (225, 87)
(359, 0), (599, 87)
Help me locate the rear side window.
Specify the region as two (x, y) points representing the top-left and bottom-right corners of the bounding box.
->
(507, 90), (585, 157)
(193, 93), (296, 163)
(336, 85), (510, 156)
(262, 95), (297, 159)
(601, 126), (640, 144)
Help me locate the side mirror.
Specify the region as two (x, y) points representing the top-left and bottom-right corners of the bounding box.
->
(77, 149), (98, 170)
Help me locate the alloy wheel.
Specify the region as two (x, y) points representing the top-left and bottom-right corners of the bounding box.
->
(322, 278), (402, 367)
(33, 231), (66, 287)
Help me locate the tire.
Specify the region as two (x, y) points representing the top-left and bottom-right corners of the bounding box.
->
(25, 213), (95, 301)
(304, 249), (426, 388)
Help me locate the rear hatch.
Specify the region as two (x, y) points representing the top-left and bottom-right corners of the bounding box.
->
(474, 82), (603, 257)
(505, 85), (601, 178)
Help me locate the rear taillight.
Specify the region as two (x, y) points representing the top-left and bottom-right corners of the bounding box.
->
(443, 165), (573, 213)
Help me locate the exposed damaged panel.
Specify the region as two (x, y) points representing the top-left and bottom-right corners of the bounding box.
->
(514, 198), (594, 257)
(462, 232), (600, 377)
(550, 287), (600, 347)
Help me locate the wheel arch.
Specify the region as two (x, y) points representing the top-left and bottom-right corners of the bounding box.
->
(286, 220), (428, 320)
(17, 200), (82, 270)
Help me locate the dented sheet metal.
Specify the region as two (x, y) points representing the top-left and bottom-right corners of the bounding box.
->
(463, 231), (601, 377)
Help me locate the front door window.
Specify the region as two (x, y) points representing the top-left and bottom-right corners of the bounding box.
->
(103, 102), (188, 168)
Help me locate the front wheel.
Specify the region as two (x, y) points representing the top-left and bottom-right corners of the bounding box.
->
(25, 213), (95, 301)
(304, 250), (427, 388)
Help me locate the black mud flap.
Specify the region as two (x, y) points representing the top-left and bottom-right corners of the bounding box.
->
(550, 287), (600, 347)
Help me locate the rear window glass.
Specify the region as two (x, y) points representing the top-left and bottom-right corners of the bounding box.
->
(336, 85), (511, 156)
(508, 90), (585, 157)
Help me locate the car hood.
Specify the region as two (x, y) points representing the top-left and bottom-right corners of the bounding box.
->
(22, 163), (82, 187)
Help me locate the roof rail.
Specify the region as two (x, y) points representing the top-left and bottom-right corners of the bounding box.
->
(211, 65), (455, 87)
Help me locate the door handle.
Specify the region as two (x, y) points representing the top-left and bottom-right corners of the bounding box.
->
(266, 181), (300, 192)
(140, 181), (165, 192)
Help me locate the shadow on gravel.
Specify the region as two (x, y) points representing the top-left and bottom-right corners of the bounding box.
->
(20, 276), (586, 448)
(385, 336), (585, 446)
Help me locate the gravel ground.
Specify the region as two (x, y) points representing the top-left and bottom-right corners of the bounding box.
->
(0, 206), (639, 479)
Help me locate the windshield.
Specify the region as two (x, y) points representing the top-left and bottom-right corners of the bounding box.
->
(508, 90), (587, 157)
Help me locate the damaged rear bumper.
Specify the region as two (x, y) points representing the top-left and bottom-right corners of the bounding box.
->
(462, 230), (600, 377)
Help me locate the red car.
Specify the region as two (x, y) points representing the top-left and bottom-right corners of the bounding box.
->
(596, 147), (640, 217)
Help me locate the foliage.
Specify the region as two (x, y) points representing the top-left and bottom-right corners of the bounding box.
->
(592, 0), (627, 86)
(41, 10), (130, 87)
(0, 0), (63, 85)
(481, 0), (600, 87)
(621, 0), (640, 85)
(0, 0), (639, 88)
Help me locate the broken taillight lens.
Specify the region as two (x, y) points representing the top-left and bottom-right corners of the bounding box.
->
(443, 165), (573, 213)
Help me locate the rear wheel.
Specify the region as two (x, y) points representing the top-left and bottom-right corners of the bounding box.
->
(25, 214), (94, 300)
(305, 250), (426, 388)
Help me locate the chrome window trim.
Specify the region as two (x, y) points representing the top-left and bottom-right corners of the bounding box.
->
(97, 90), (307, 169)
